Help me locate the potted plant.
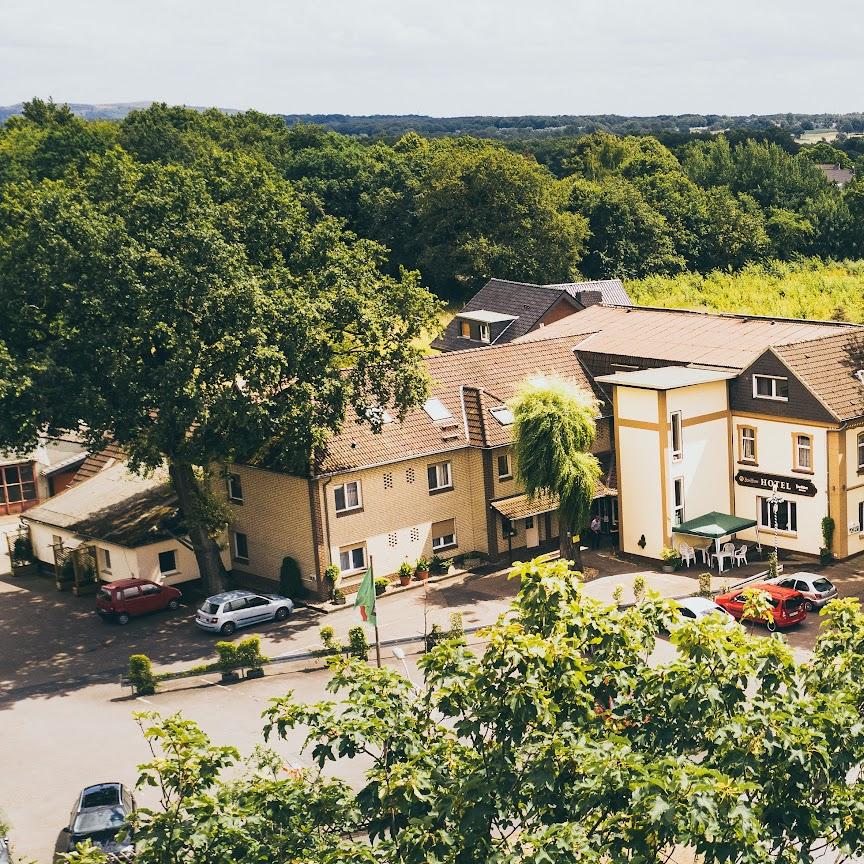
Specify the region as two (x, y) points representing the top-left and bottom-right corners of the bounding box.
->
(324, 563), (340, 602)
(374, 576), (389, 596)
(398, 561), (413, 587)
(56, 556), (75, 591)
(215, 641), (240, 683)
(660, 547), (681, 573)
(332, 587), (347, 605)
(237, 636), (266, 680)
(10, 535), (37, 575)
(430, 555), (448, 577)
(415, 556), (430, 581)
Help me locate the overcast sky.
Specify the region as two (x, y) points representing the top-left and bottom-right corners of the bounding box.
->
(2, 0), (863, 116)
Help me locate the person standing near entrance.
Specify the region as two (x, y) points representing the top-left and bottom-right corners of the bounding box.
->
(589, 515), (601, 549)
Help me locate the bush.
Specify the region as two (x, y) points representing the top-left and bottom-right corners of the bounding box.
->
(347, 626), (369, 661)
(430, 555), (447, 576)
(333, 587), (346, 604)
(449, 612), (465, 644)
(319, 625), (342, 656)
(425, 623), (445, 652)
(612, 584), (624, 606)
(821, 517), (835, 554)
(236, 636), (266, 671)
(279, 556), (305, 600)
(58, 556), (75, 581)
(375, 576), (389, 595)
(215, 641), (239, 675)
(633, 573), (646, 603)
(128, 654), (157, 696)
(820, 547), (834, 567)
(660, 547), (681, 569)
(698, 572), (713, 597)
(11, 535), (33, 565)
(325, 564), (340, 601)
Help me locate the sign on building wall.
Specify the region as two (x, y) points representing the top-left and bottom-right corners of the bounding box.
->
(734, 469), (817, 498)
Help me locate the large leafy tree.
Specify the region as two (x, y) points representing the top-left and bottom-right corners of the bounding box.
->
(66, 558), (864, 864)
(0, 147), (439, 593)
(509, 377), (601, 565)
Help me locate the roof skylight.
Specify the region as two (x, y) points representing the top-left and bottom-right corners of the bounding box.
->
(489, 406), (515, 425)
(423, 398), (452, 422)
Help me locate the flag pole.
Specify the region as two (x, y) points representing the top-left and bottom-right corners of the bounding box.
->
(371, 555), (382, 668)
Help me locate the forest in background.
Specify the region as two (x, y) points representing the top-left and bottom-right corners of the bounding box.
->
(2, 100), (864, 318)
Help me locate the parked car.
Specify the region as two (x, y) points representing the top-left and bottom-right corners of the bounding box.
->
(96, 578), (182, 625)
(195, 590), (294, 635)
(715, 583), (808, 629)
(59, 782), (135, 858)
(763, 571), (838, 611)
(672, 597), (737, 628)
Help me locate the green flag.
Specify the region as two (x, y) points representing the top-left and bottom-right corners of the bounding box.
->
(354, 565), (377, 627)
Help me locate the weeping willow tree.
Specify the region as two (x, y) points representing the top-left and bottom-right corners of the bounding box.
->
(509, 376), (601, 567)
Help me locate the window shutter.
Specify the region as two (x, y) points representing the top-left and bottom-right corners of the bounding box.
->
(432, 518), (455, 539)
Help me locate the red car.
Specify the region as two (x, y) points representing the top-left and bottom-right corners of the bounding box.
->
(715, 583), (807, 630)
(96, 578), (182, 625)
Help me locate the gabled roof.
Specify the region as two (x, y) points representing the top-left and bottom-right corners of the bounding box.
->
(771, 331), (864, 422)
(23, 462), (185, 547)
(69, 442), (125, 486)
(313, 335), (604, 475)
(432, 277), (630, 352)
(516, 304), (858, 371)
(816, 164), (854, 186)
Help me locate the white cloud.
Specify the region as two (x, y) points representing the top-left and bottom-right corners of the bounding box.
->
(0, 0), (862, 115)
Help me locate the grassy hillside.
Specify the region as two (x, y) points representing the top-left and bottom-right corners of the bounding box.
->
(627, 259), (864, 323)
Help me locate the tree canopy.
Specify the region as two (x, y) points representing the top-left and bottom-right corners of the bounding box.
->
(65, 558), (864, 864)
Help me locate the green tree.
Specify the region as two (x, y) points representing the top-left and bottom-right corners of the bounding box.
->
(0, 149), (439, 593)
(509, 378), (601, 565)
(64, 559), (864, 863)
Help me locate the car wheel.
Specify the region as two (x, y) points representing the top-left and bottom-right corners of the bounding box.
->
(221, 621), (236, 636)
(804, 600), (815, 612)
(117, 612), (130, 625)
(767, 619), (776, 632)
(274, 606), (290, 621)
(168, 599), (180, 610)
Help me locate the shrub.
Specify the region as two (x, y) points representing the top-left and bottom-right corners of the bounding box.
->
(660, 547), (681, 568)
(430, 555), (447, 576)
(375, 576), (389, 595)
(449, 611), (464, 644)
(325, 564), (340, 600)
(612, 584), (624, 606)
(11, 535), (33, 565)
(59, 556), (75, 581)
(820, 547), (833, 567)
(698, 572), (713, 597)
(821, 516), (835, 553)
(333, 587), (346, 603)
(425, 623), (445, 652)
(319, 625), (342, 656)
(236, 636), (266, 671)
(215, 641), (239, 675)
(279, 556), (305, 599)
(633, 573), (646, 603)
(347, 626), (369, 661)
(128, 654), (157, 696)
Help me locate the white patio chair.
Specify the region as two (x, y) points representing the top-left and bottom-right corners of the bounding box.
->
(733, 544), (750, 567)
(678, 543), (696, 567)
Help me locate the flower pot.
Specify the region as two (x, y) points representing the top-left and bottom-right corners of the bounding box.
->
(661, 565), (675, 574)
(220, 671), (241, 684)
(399, 574), (412, 586)
(245, 668), (265, 680)
(415, 569), (430, 581)
(332, 595), (347, 606)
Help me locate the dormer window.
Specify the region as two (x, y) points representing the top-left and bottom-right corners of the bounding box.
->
(753, 374), (789, 401)
(479, 323), (491, 343)
(459, 320), (471, 339)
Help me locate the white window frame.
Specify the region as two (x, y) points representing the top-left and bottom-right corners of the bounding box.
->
(427, 461), (453, 492)
(740, 426), (757, 463)
(227, 472), (244, 503)
(758, 496), (798, 534)
(479, 323), (491, 343)
(338, 543), (366, 574)
(672, 477), (685, 526)
(334, 480), (362, 514)
(497, 452), (512, 480)
(158, 549), (178, 575)
(670, 411), (683, 462)
(432, 530), (457, 551)
(794, 433), (813, 472)
(753, 374), (789, 402)
(101, 547), (112, 573)
(232, 530), (249, 562)
(858, 431), (864, 471)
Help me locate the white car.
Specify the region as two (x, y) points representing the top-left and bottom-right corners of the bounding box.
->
(764, 572), (838, 611)
(195, 590), (294, 635)
(673, 597), (737, 628)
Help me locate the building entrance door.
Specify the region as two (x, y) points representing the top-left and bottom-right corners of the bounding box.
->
(525, 516), (539, 548)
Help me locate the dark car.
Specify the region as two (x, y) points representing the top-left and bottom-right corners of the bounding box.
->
(96, 578), (182, 625)
(60, 783), (135, 858)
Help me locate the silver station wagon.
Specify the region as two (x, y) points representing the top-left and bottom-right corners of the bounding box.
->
(195, 589), (294, 635)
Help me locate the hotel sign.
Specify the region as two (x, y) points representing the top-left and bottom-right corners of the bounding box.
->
(734, 469), (817, 498)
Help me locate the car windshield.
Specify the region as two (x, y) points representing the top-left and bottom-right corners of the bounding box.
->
(201, 602), (221, 615)
(96, 589), (112, 602)
(813, 579), (833, 592)
(73, 805), (127, 835)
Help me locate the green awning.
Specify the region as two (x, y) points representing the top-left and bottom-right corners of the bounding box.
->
(671, 511), (756, 539)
